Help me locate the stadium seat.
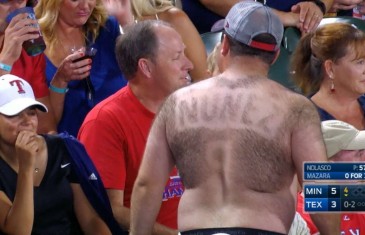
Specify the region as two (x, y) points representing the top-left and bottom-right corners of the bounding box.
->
(200, 30), (298, 90)
(201, 31), (222, 55)
(281, 16), (365, 54)
(269, 26), (300, 91)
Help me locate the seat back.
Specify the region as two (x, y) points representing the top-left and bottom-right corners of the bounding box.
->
(201, 31), (222, 55)
(200, 31), (298, 89)
(269, 26), (300, 91)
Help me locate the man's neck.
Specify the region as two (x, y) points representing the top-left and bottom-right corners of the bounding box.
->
(223, 56), (270, 78)
(129, 83), (166, 114)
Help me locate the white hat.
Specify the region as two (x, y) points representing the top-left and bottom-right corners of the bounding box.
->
(0, 74), (48, 116)
(321, 120), (365, 158)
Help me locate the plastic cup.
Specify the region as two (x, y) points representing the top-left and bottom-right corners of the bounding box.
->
(72, 46), (97, 62)
(6, 7), (46, 56)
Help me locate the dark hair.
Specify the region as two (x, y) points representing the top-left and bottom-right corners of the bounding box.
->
(115, 20), (170, 80)
(291, 23), (365, 95)
(225, 32), (277, 64)
(26, 0), (38, 7)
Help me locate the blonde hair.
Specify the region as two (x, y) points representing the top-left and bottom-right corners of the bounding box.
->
(131, 0), (174, 21)
(35, 0), (108, 57)
(207, 42), (221, 76)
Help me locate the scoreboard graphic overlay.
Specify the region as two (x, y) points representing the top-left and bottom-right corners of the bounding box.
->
(304, 162), (365, 212)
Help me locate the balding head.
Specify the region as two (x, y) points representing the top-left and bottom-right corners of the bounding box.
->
(115, 20), (173, 80)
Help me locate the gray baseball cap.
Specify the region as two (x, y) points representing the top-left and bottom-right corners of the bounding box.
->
(212, 1), (284, 52)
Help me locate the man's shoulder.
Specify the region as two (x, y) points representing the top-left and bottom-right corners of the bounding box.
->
(174, 78), (215, 96)
(266, 80), (311, 104)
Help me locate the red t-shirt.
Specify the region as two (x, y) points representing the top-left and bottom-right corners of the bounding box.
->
(78, 85), (183, 229)
(297, 192), (365, 235)
(11, 49), (49, 98)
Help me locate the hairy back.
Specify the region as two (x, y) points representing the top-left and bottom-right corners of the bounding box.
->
(162, 76), (310, 193)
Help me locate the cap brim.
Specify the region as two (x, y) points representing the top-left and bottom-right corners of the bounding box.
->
(325, 141), (340, 159)
(0, 98), (48, 116)
(344, 131), (365, 151)
(211, 19), (225, 32)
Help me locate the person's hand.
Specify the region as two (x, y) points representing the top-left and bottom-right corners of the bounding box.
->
(291, 1), (323, 33)
(329, 0), (362, 12)
(0, 13), (40, 64)
(52, 49), (92, 86)
(356, 1), (365, 14)
(102, 0), (134, 26)
(15, 131), (39, 171)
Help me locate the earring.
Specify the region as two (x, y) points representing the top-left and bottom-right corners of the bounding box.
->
(330, 78), (335, 93)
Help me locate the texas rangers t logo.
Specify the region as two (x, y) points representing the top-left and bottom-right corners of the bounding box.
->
(10, 80), (26, 94)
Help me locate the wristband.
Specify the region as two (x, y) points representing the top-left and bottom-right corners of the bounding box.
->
(0, 62), (12, 72)
(49, 84), (69, 94)
(310, 0), (326, 15)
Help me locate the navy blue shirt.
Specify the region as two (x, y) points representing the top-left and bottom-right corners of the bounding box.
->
(316, 96), (365, 123)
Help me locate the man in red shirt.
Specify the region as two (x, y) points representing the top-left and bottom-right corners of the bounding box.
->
(78, 20), (193, 234)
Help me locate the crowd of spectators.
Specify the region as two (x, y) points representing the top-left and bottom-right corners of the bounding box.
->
(0, 0), (365, 234)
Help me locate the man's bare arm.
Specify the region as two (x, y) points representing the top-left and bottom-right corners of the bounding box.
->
(291, 97), (340, 234)
(130, 96), (177, 234)
(199, 0), (330, 30)
(199, 0), (241, 16)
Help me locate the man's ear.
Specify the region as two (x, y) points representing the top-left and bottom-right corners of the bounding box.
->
(138, 58), (153, 78)
(221, 34), (230, 56)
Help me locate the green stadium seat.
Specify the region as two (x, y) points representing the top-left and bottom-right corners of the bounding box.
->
(201, 31), (222, 55)
(269, 27), (300, 91)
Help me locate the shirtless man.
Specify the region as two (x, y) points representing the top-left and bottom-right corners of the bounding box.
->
(130, 2), (340, 234)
